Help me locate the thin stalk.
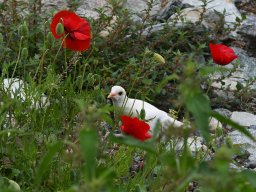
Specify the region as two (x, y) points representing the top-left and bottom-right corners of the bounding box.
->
(11, 36), (24, 79)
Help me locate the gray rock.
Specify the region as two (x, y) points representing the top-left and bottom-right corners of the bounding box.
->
(212, 89), (236, 101)
(249, 125), (256, 130)
(238, 14), (256, 38)
(246, 162), (256, 169)
(209, 117), (223, 133)
(41, 0), (68, 12)
(141, 23), (166, 36)
(231, 111), (256, 127)
(214, 108), (232, 118)
(229, 163), (242, 170)
(175, 136), (211, 160)
(229, 129), (256, 162)
(123, 0), (147, 15)
(234, 47), (256, 86)
(123, 0), (161, 16)
(236, 14), (256, 56)
(76, 0), (109, 19)
(233, 148), (251, 164)
(166, 0), (241, 32)
(156, 0), (191, 20)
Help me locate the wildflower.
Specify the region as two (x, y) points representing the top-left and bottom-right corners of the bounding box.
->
(50, 10), (90, 51)
(209, 43), (238, 65)
(120, 116), (152, 142)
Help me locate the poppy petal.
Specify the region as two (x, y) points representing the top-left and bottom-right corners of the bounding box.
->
(64, 37), (90, 51)
(119, 116), (152, 142)
(73, 32), (90, 40)
(209, 43), (238, 65)
(50, 10), (91, 52)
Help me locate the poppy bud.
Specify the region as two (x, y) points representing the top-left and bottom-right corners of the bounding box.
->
(56, 22), (64, 36)
(21, 47), (28, 60)
(87, 73), (95, 86)
(153, 53), (165, 64)
(19, 23), (29, 37)
(46, 32), (54, 47)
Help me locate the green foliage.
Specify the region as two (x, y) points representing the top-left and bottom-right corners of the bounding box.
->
(79, 129), (98, 181)
(0, 0), (255, 191)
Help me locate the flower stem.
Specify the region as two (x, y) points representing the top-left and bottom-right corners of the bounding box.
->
(11, 36), (24, 79)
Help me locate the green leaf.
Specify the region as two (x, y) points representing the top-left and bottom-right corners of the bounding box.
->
(109, 134), (156, 154)
(139, 108), (146, 120)
(155, 74), (179, 94)
(241, 170), (256, 188)
(176, 171), (197, 192)
(199, 66), (230, 76)
(211, 111), (256, 141)
(79, 129), (98, 181)
(35, 142), (62, 186)
(186, 93), (211, 142)
(236, 82), (243, 91)
(241, 13), (246, 20)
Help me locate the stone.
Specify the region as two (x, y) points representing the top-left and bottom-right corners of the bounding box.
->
(236, 14), (256, 56)
(166, 0), (241, 31)
(41, 0), (68, 12)
(209, 117), (223, 133)
(214, 108), (232, 118)
(238, 14), (256, 38)
(249, 125), (256, 130)
(123, 0), (147, 15)
(228, 129), (256, 163)
(246, 162), (256, 169)
(123, 0), (161, 16)
(229, 163), (242, 170)
(230, 111), (256, 127)
(233, 148), (251, 164)
(76, 0), (109, 19)
(156, 0), (191, 20)
(175, 136), (211, 160)
(211, 78), (241, 91)
(142, 23), (166, 36)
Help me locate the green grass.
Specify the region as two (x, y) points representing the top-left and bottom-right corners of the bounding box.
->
(0, 0), (256, 191)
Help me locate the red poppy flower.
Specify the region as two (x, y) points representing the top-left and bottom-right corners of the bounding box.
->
(120, 116), (152, 142)
(209, 43), (238, 65)
(50, 10), (90, 51)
